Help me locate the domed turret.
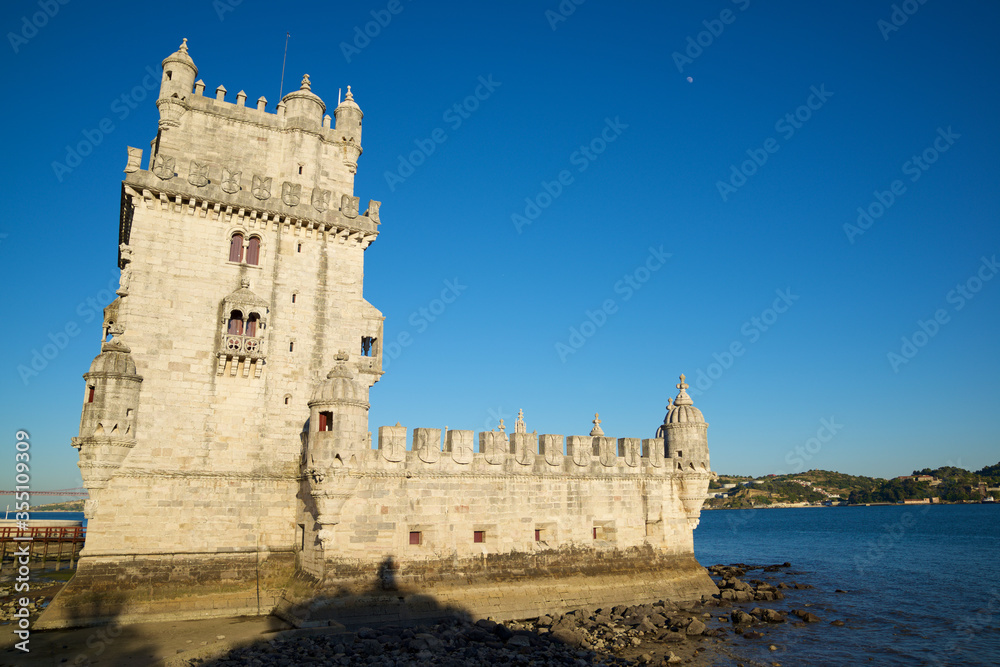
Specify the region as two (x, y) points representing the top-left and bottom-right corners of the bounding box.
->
(282, 74), (326, 126)
(159, 38), (198, 101)
(74, 336), (143, 516)
(306, 353), (371, 466)
(659, 374), (710, 472)
(334, 85), (363, 145)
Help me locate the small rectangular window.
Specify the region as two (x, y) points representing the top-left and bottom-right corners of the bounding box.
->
(593, 527), (598, 540)
(534, 529), (541, 542)
(409, 531), (422, 545)
(361, 336), (376, 357)
(297, 243), (302, 253)
(87, 386), (95, 403)
(677, 451), (683, 457)
(291, 293), (297, 304)
(319, 411), (333, 432)
(473, 530), (485, 543)
(289, 341), (295, 352)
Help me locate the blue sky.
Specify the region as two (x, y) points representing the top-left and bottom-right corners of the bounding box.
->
(2, 0), (998, 497)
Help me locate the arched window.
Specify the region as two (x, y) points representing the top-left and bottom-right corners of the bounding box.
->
(229, 233), (244, 262)
(246, 313), (260, 337)
(246, 236), (261, 265)
(227, 310), (244, 335)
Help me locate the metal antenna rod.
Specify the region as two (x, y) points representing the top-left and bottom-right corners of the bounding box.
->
(278, 31), (290, 101)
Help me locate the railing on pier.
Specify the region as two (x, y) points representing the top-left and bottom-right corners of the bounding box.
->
(0, 526), (86, 572)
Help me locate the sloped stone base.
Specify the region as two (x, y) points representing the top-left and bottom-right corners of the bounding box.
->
(276, 545), (716, 628)
(35, 551), (297, 630)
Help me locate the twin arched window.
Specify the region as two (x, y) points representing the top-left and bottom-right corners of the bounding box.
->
(229, 233), (261, 266)
(227, 310), (261, 336)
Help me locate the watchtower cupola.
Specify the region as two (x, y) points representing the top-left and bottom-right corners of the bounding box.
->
(282, 74), (326, 127)
(159, 38), (198, 101)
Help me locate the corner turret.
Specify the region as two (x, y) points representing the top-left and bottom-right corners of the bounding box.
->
(159, 38), (197, 101)
(282, 74), (326, 126)
(334, 86), (364, 176)
(659, 374), (709, 472)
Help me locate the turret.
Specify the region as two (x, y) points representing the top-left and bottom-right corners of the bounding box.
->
(659, 374), (709, 472)
(157, 38), (197, 130)
(306, 352), (370, 469)
(158, 38), (198, 101)
(282, 74), (326, 127)
(334, 85), (363, 145)
(71, 335), (142, 517)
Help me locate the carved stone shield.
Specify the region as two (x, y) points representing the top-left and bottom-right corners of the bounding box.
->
(124, 146), (142, 173)
(479, 431), (505, 465)
(377, 425), (406, 463)
(311, 188), (331, 213)
(643, 438), (664, 468)
(568, 436), (590, 467)
(341, 194), (359, 218)
(597, 437), (617, 467)
(510, 432), (534, 465)
(152, 154), (175, 180)
(251, 174), (271, 200)
(281, 181), (301, 206)
(540, 434), (562, 466)
(619, 438), (640, 468)
(414, 428), (441, 464)
(221, 167), (241, 194)
(366, 199), (381, 223)
(446, 430), (473, 465)
(188, 161), (209, 187)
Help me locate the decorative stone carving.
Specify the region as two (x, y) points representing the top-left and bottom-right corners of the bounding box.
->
(540, 434), (563, 466)
(365, 199), (381, 223)
(188, 161), (209, 187)
(479, 431), (505, 465)
(341, 194), (360, 218)
(414, 428), (441, 464)
(281, 181), (301, 206)
(221, 167), (241, 194)
(643, 438), (665, 468)
(152, 154), (176, 180)
(619, 438), (640, 467)
(514, 409), (526, 434)
(124, 147), (142, 173)
(252, 174), (271, 200)
(445, 430), (473, 465)
(377, 425), (406, 463)
(567, 435), (590, 467)
(590, 413), (604, 436)
(311, 188), (331, 213)
(596, 437), (617, 467)
(510, 432), (535, 465)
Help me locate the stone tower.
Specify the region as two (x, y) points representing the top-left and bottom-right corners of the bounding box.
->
(42, 40), (716, 630)
(41, 39), (384, 627)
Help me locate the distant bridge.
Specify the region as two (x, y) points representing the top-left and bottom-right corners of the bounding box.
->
(0, 488), (88, 497)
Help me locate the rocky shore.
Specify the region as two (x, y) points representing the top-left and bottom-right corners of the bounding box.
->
(194, 562), (837, 667)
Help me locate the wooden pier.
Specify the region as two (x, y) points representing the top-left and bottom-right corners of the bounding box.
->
(0, 525), (86, 572)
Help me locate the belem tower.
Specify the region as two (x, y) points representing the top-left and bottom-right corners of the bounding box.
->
(39, 40), (716, 629)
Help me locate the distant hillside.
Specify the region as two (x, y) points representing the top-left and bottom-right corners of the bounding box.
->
(706, 464), (1000, 508)
(29, 500), (85, 512)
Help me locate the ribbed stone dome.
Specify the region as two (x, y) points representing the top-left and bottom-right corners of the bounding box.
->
(162, 38), (197, 74)
(310, 362), (368, 405)
(662, 374), (707, 425)
(666, 403), (705, 424)
(87, 338), (138, 376)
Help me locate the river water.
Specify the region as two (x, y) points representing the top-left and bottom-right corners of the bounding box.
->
(694, 504), (1000, 666)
